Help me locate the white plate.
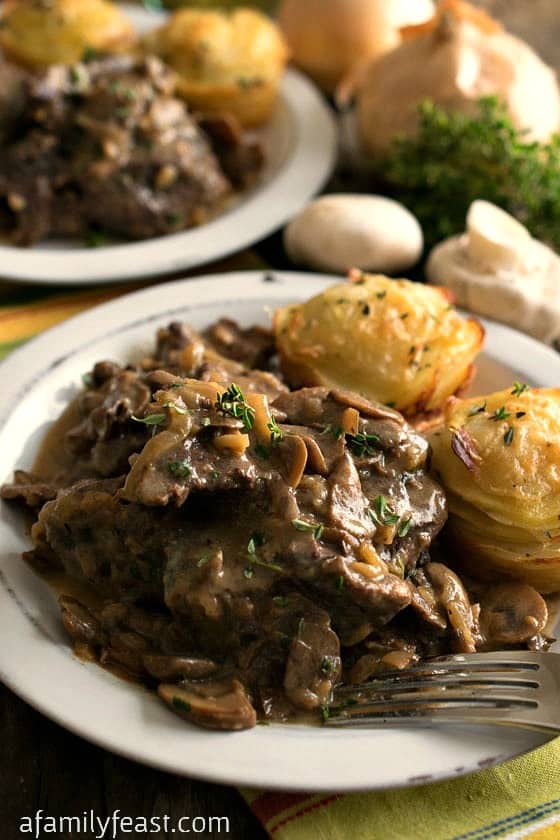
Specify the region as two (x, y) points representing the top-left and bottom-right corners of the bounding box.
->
(0, 270), (557, 792)
(0, 5), (337, 286)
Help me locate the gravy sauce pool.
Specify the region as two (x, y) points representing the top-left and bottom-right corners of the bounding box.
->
(32, 396), (83, 481)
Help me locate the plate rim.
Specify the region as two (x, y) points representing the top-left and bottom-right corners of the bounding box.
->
(0, 269), (558, 792)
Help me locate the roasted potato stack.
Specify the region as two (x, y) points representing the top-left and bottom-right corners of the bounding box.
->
(0, 0), (135, 69)
(273, 272), (484, 419)
(430, 386), (560, 593)
(143, 8), (289, 127)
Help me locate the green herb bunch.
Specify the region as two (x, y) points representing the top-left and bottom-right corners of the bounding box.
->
(379, 96), (560, 251)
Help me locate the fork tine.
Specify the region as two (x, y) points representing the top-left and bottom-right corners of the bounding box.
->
(324, 652), (560, 733)
(335, 673), (540, 695)
(329, 689), (538, 715)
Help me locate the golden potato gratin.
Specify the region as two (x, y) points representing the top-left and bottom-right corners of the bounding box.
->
(430, 385), (560, 593)
(273, 272), (484, 421)
(143, 7), (289, 127)
(0, 0), (135, 69)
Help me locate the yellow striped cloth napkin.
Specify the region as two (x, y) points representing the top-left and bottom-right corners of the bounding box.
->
(1, 264), (560, 840)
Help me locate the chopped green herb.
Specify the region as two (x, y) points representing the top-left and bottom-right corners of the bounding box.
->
(320, 656), (337, 675)
(162, 400), (187, 415)
(254, 444), (270, 459)
(346, 431), (381, 457)
(85, 229), (109, 248)
(172, 696), (191, 713)
(291, 519), (323, 539)
(335, 575), (345, 591)
(132, 412), (166, 426)
(253, 559), (283, 573)
(398, 517), (413, 538)
(490, 406), (511, 422)
(272, 596), (288, 608)
(81, 372), (93, 388)
(267, 417), (283, 446)
(201, 417), (211, 426)
(468, 402), (487, 417)
(81, 47), (98, 63)
(297, 617), (305, 638)
(369, 495), (400, 526)
(247, 532), (265, 555)
(320, 705), (330, 721)
(210, 470), (219, 480)
(243, 567), (254, 580)
(215, 383), (255, 431)
(323, 424), (344, 440)
(504, 426), (515, 446)
(511, 382), (529, 396)
(167, 459), (192, 480)
(197, 556), (209, 568)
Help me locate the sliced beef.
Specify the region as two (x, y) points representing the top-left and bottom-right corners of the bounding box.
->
(0, 56), (263, 246)
(0, 470), (58, 509)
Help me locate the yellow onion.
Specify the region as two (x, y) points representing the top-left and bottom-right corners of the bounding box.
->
(276, 0), (434, 93)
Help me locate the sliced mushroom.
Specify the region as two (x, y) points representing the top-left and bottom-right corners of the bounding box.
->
(284, 619), (341, 710)
(143, 654), (219, 681)
(278, 434), (308, 488)
(59, 595), (105, 645)
(158, 679), (257, 730)
(425, 562), (479, 653)
(479, 583), (548, 646)
(331, 388), (404, 424)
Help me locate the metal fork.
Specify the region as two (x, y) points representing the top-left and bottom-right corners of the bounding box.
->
(323, 651), (560, 733)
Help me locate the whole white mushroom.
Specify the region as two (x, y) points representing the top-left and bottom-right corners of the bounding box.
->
(426, 200), (560, 345)
(284, 194), (423, 275)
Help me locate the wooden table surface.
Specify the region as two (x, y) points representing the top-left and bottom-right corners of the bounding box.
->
(1, 4), (557, 839)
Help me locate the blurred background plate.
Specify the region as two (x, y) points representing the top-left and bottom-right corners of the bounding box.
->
(0, 4), (337, 286)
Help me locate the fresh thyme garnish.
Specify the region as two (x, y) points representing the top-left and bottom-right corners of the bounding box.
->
(272, 596), (288, 608)
(504, 426), (514, 446)
(161, 400), (187, 415)
(215, 384), (255, 431)
(172, 697), (191, 713)
(132, 412), (166, 426)
(511, 382), (529, 396)
(167, 459), (192, 480)
(398, 517), (413, 538)
(323, 424), (344, 440)
(267, 417), (283, 446)
(346, 431), (381, 457)
(369, 495), (400, 526)
(247, 532), (265, 555)
(320, 656), (337, 675)
(468, 402), (487, 417)
(490, 406), (511, 422)
(291, 519), (324, 540)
